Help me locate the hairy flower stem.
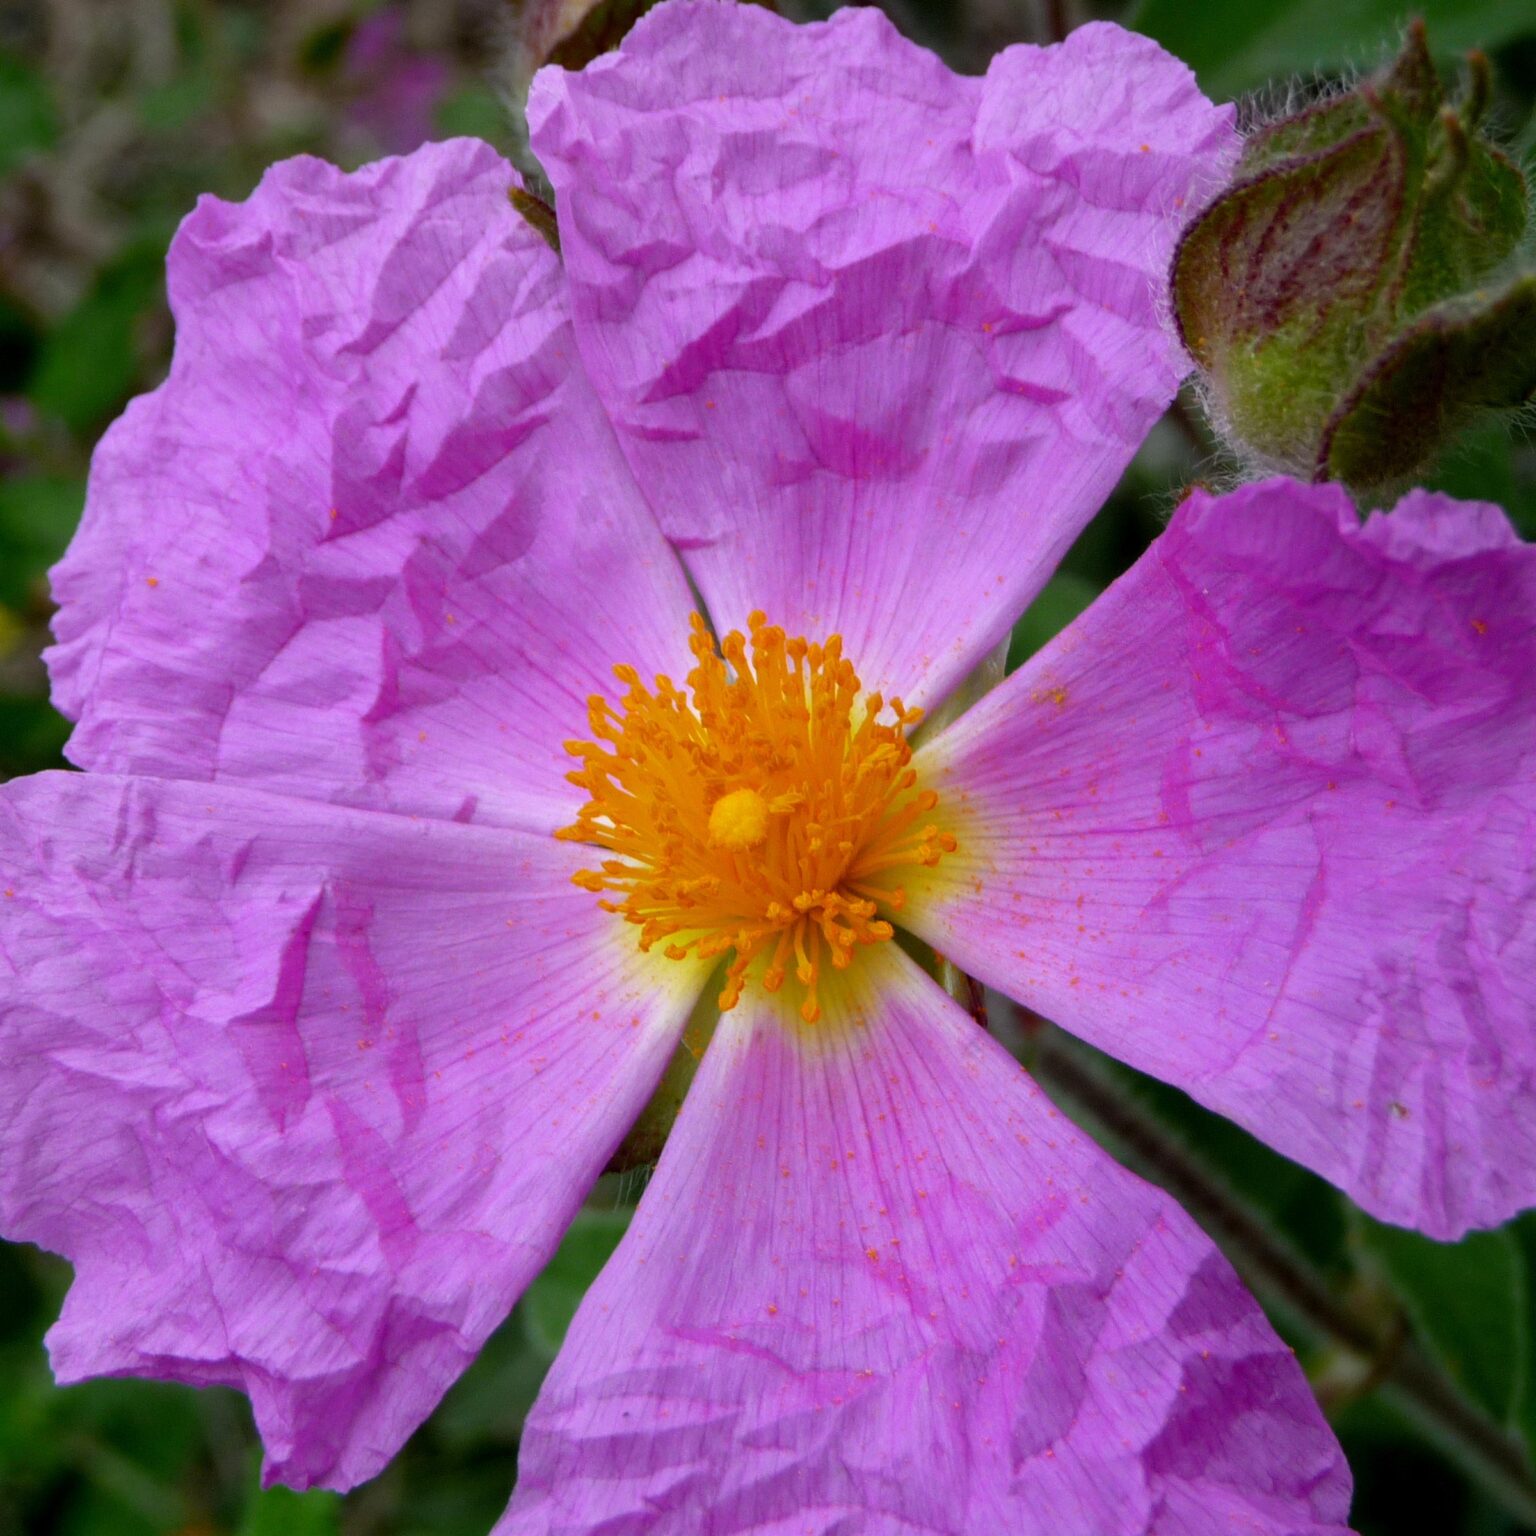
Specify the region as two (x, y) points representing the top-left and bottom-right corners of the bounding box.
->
(1021, 1016), (1536, 1528)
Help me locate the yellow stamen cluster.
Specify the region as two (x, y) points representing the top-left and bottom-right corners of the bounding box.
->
(557, 612), (957, 1024)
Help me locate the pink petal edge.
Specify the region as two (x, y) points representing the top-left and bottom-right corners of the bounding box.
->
(498, 944), (1354, 1534)
(528, 0), (1237, 709)
(47, 137), (694, 835)
(0, 772), (709, 1489)
(909, 478), (1536, 1238)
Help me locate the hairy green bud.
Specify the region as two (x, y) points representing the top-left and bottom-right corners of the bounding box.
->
(1173, 23), (1532, 497)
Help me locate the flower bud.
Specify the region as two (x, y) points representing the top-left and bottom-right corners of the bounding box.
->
(1173, 22), (1533, 496)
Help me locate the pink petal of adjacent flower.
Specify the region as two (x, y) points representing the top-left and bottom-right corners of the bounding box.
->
(0, 772), (707, 1490)
(47, 137), (693, 834)
(498, 946), (1353, 1534)
(909, 479), (1536, 1239)
(528, 2), (1236, 709)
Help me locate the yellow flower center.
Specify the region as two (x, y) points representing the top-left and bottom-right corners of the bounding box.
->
(557, 611), (957, 1024)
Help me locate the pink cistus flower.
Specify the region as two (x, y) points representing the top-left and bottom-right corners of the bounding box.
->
(2, 2), (1532, 1530)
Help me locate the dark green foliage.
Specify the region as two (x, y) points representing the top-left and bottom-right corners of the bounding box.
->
(1133, 0), (1536, 101)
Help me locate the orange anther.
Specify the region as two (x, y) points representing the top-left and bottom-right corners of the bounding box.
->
(556, 612), (957, 1024)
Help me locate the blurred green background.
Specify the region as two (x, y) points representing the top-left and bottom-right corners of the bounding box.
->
(1, 1), (1535, 1533)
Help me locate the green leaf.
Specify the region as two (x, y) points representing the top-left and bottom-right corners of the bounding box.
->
(1425, 420), (1536, 538)
(431, 1310), (549, 1449)
(0, 696), (71, 778)
(1006, 573), (1100, 671)
(522, 1207), (631, 1357)
(0, 52), (57, 178)
(28, 247), (166, 433)
(240, 1483), (342, 1536)
(297, 18), (354, 75)
(1358, 1217), (1526, 1425)
(436, 84), (512, 143)
(1131, 0), (1536, 103)
(138, 72), (214, 132)
(1509, 1212), (1536, 1475)
(0, 475), (85, 607)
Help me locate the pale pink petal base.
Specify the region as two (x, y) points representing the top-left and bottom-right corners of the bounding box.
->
(529, 2), (1236, 709)
(47, 138), (693, 834)
(910, 480), (1536, 1238)
(0, 773), (708, 1489)
(498, 945), (1353, 1534)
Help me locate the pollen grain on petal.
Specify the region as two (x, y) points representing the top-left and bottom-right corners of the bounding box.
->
(557, 611), (957, 1025)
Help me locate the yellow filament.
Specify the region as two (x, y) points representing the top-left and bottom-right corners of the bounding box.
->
(557, 612), (957, 1024)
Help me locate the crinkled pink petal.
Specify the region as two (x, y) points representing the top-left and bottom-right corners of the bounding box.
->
(46, 137), (693, 834)
(0, 772), (708, 1490)
(909, 479), (1536, 1239)
(497, 945), (1353, 1535)
(527, 1), (1236, 709)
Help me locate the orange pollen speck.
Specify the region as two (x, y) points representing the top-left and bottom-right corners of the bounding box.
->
(556, 611), (957, 1025)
